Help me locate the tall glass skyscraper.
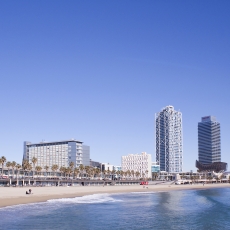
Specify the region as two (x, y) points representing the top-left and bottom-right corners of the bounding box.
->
(155, 105), (183, 173)
(198, 116), (221, 164)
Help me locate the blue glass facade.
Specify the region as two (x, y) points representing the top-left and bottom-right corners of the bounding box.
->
(151, 165), (160, 173)
(198, 116), (221, 164)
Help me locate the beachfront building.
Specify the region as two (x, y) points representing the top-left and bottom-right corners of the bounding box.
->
(155, 105), (183, 173)
(101, 163), (114, 172)
(23, 139), (90, 169)
(196, 116), (227, 172)
(198, 116), (221, 164)
(151, 162), (160, 173)
(151, 162), (160, 180)
(90, 159), (101, 169)
(114, 165), (121, 171)
(121, 152), (152, 178)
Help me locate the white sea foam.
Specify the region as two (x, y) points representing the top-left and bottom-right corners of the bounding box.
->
(47, 193), (123, 204)
(0, 201), (47, 211)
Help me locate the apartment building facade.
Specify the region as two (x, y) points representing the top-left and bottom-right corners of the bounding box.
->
(155, 105), (183, 173)
(23, 139), (90, 169)
(121, 152), (152, 178)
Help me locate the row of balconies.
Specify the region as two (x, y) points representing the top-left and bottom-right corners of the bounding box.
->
(29, 147), (68, 150)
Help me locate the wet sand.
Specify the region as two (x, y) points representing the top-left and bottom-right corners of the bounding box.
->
(0, 183), (229, 208)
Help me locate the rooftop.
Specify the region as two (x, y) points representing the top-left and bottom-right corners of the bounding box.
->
(25, 139), (83, 146)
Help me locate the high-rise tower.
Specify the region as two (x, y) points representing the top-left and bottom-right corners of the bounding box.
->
(198, 116), (221, 164)
(196, 116), (227, 172)
(155, 105), (183, 173)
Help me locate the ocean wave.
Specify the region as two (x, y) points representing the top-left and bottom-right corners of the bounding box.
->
(0, 201), (47, 211)
(47, 193), (123, 204)
(130, 191), (167, 194)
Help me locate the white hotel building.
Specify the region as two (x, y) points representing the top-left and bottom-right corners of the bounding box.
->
(23, 139), (90, 169)
(121, 152), (152, 178)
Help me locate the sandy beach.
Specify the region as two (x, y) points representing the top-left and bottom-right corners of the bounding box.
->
(0, 183), (230, 208)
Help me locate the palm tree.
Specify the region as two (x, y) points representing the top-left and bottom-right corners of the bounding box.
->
(124, 171), (128, 180)
(28, 163), (33, 178)
(87, 168), (93, 179)
(0, 156), (7, 176)
(16, 164), (21, 185)
(95, 168), (101, 179)
(98, 168), (102, 179)
(35, 166), (42, 178)
(84, 166), (90, 178)
(131, 170), (135, 179)
(22, 160), (30, 177)
(60, 166), (66, 179)
(120, 170), (124, 180)
(88, 166), (94, 178)
(116, 170), (120, 179)
(70, 166), (74, 178)
(111, 169), (115, 176)
(6, 161), (12, 177)
(141, 171), (145, 180)
(31, 157), (38, 178)
(44, 166), (49, 179)
(145, 170), (149, 181)
(74, 168), (80, 179)
(79, 164), (84, 178)
(51, 164), (59, 177)
(152, 172), (158, 181)
(127, 170), (131, 179)
(108, 169), (111, 179)
(65, 167), (72, 179)
(91, 167), (96, 179)
(22, 162), (32, 184)
(11, 161), (17, 179)
(69, 162), (74, 169)
(135, 171), (140, 180)
(104, 169), (109, 180)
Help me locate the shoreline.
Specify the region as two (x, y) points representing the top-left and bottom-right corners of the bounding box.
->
(0, 183), (230, 208)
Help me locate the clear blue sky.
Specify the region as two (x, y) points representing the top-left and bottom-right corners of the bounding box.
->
(1, 1), (230, 171)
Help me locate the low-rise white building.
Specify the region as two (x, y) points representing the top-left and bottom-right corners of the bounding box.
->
(101, 163), (114, 172)
(151, 162), (160, 173)
(121, 152), (152, 178)
(113, 165), (121, 171)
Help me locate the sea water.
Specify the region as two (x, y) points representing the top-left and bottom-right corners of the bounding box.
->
(1, 188), (230, 230)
